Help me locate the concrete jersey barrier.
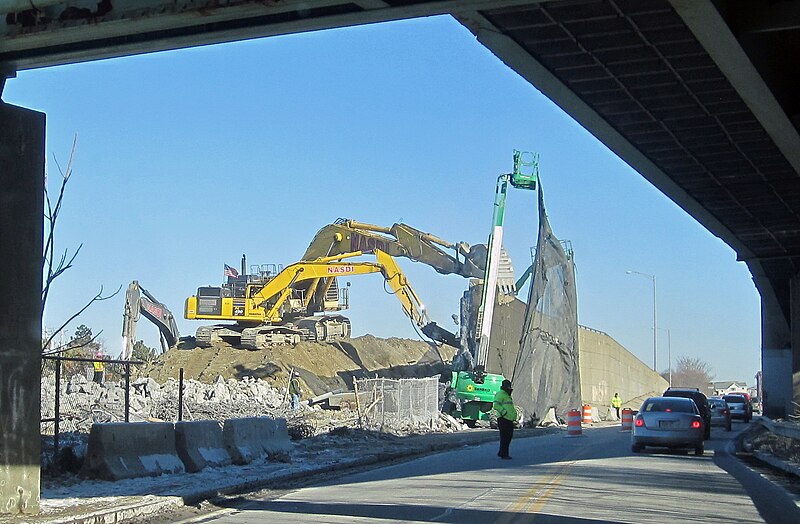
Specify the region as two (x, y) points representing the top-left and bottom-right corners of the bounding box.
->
(175, 420), (232, 473)
(223, 417), (291, 465)
(83, 422), (185, 480)
(262, 417), (291, 456)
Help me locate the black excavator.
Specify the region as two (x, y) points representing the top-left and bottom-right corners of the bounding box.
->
(121, 281), (180, 358)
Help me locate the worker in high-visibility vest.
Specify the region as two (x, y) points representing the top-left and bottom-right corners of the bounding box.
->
(289, 371), (302, 412)
(493, 379), (518, 460)
(93, 351), (105, 385)
(612, 392), (622, 419)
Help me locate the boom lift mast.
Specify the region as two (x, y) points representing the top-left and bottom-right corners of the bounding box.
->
(475, 151), (539, 367)
(448, 151), (538, 427)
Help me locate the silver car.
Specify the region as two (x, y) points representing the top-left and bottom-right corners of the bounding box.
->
(631, 397), (705, 456)
(708, 397), (732, 431)
(723, 394), (751, 422)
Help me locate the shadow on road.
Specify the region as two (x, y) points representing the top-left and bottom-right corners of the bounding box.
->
(712, 436), (800, 524)
(214, 498), (629, 523)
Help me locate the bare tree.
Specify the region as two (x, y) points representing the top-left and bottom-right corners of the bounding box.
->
(41, 134), (120, 354)
(670, 356), (714, 391)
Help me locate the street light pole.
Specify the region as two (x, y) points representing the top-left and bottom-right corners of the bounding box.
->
(653, 275), (658, 372)
(627, 270), (657, 371)
(657, 327), (672, 386)
(667, 328), (671, 386)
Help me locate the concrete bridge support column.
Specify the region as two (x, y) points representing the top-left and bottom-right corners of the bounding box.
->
(790, 274), (800, 417)
(0, 82), (45, 514)
(759, 273), (800, 420)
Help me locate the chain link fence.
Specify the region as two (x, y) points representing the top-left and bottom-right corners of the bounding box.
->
(41, 355), (143, 472)
(353, 376), (440, 433)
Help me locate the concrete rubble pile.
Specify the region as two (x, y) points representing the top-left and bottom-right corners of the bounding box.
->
(39, 346), (472, 474)
(41, 374), (291, 433)
(41, 372), (464, 439)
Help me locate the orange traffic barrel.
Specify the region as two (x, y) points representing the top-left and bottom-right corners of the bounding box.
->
(566, 409), (582, 437)
(582, 404), (593, 424)
(620, 408), (633, 431)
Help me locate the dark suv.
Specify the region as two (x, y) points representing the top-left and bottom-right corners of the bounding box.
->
(663, 387), (711, 439)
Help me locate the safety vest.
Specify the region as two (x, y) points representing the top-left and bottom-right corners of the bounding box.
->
(93, 360), (104, 372)
(612, 396), (622, 408)
(289, 378), (301, 395)
(493, 389), (517, 421)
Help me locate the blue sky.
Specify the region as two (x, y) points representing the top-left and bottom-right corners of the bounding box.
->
(5, 15), (760, 382)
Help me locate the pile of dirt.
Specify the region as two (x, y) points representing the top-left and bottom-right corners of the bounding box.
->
(143, 335), (457, 398)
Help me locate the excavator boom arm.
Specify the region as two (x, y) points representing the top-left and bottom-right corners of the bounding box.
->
(371, 249), (459, 347)
(256, 250), (459, 345)
(302, 219), (484, 278)
(374, 249), (430, 328)
(122, 281), (180, 358)
(250, 254), (385, 320)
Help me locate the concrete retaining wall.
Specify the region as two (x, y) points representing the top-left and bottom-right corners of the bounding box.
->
(485, 297), (668, 418)
(579, 326), (669, 415)
(485, 295), (526, 379)
(83, 422), (185, 480)
(175, 420), (232, 473)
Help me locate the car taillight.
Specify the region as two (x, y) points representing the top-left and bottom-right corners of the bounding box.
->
(691, 420), (701, 429)
(635, 417), (645, 427)
(722, 409), (729, 415)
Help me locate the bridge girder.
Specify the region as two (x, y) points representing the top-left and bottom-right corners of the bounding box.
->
(1, 0), (799, 414)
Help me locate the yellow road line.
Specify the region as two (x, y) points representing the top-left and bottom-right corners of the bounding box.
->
(494, 457), (579, 524)
(526, 461), (575, 515)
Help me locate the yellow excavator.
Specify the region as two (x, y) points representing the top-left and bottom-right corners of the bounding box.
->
(184, 249), (458, 350)
(302, 219), (515, 292)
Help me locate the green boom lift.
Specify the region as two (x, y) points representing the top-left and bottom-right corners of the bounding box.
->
(450, 150), (539, 426)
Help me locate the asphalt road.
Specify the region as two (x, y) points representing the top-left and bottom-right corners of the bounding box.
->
(176, 421), (800, 523)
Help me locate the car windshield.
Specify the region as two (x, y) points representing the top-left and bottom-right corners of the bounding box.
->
(643, 398), (695, 413)
(709, 399), (725, 407)
(724, 395), (745, 403)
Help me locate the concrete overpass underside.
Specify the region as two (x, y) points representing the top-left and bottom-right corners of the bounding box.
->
(2, 0), (800, 513)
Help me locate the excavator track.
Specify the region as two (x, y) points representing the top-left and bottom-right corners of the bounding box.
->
(295, 315), (351, 343)
(195, 324), (248, 348)
(240, 326), (302, 350)
(195, 317), (351, 350)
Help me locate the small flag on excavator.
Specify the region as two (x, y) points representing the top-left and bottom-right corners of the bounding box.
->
(224, 264), (239, 278)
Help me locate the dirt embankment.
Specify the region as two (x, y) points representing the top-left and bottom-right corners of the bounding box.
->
(144, 335), (457, 398)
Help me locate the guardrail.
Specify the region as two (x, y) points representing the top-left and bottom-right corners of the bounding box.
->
(756, 417), (800, 440)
